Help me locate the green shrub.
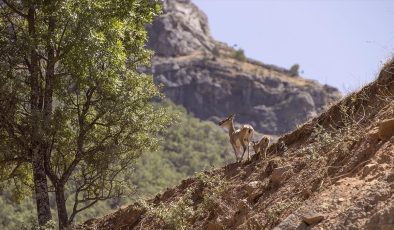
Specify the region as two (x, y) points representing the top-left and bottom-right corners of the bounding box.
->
(212, 46), (220, 57)
(142, 189), (195, 230)
(289, 64), (300, 76)
(232, 48), (247, 62)
(141, 173), (227, 229)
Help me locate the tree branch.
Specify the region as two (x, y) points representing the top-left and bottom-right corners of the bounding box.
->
(0, 156), (28, 165)
(56, 20), (68, 57)
(59, 154), (82, 186)
(2, 0), (27, 18)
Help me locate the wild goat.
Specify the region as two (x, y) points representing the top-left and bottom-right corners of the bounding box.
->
(218, 114), (254, 162)
(252, 136), (270, 159)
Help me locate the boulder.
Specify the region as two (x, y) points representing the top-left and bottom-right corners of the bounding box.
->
(146, 0), (214, 57)
(301, 210), (325, 225)
(362, 163), (378, 177)
(245, 181), (261, 195)
(378, 118), (394, 140)
(271, 165), (293, 185)
(207, 222), (224, 230)
(274, 213), (309, 230)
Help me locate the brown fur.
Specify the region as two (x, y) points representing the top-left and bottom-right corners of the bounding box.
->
(218, 114), (254, 162)
(252, 136), (270, 159)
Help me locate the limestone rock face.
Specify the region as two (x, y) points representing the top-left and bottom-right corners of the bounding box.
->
(146, 0), (215, 57)
(150, 55), (340, 134)
(147, 0), (341, 135)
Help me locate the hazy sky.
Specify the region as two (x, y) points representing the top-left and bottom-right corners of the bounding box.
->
(193, 0), (394, 93)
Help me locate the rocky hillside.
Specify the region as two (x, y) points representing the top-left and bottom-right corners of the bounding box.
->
(78, 59), (394, 229)
(146, 0), (341, 135)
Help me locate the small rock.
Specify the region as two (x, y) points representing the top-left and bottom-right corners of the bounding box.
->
(367, 128), (380, 141)
(338, 198), (345, 202)
(274, 213), (309, 230)
(247, 191), (261, 202)
(321, 202), (330, 209)
(271, 165), (293, 185)
(302, 188), (311, 199)
(380, 225), (394, 230)
(238, 199), (250, 212)
(207, 222), (224, 230)
(245, 181), (262, 201)
(378, 118), (394, 140)
(362, 163), (378, 176)
(301, 211), (325, 225)
(245, 181), (260, 194)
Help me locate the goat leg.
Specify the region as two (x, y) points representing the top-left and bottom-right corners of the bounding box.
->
(232, 145), (239, 162)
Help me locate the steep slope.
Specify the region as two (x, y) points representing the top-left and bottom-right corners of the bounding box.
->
(78, 58), (394, 230)
(146, 0), (341, 135)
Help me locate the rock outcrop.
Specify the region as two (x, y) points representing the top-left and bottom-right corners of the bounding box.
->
(78, 58), (394, 230)
(147, 0), (341, 135)
(146, 0), (215, 57)
(150, 55), (340, 135)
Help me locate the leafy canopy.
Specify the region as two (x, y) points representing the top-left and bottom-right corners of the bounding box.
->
(0, 0), (170, 225)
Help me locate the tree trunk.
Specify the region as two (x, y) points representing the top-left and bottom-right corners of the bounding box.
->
(55, 185), (69, 230)
(32, 148), (53, 226)
(28, 4), (53, 226)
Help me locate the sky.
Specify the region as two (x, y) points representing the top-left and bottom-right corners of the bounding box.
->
(192, 0), (394, 93)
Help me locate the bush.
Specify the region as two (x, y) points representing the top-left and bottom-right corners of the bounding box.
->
(212, 46), (220, 57)
(289, 64), (300, 76)
(232, 48), (247, 62)
(141, 173), (227, 230)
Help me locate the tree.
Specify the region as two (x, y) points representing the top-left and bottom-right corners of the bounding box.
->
(0, 0), (169, 229)
(290, 64), (300, 76)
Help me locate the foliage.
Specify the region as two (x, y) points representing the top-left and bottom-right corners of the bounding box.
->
(289, 64), (300, 76)
(131, 103), (232, 198)
(0, 103), (233, 229)
(0, 0), (167, 228)
(294, 102), (363, 161)
(0, 192), (36, 230)
(196, 172), (227, 213)
(265, 197), (301, 225)
(20, 218), (56, 230)
(232, 48), (247, 61)
(142, 189), (195, 230)
(141, 171), (228, 230)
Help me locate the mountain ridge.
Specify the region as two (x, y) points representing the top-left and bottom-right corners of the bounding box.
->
(146, 0), (341, 135)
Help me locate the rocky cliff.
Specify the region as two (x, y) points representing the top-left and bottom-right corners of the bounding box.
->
(146, 0), (341, 135)
(78, 58), (394, 230)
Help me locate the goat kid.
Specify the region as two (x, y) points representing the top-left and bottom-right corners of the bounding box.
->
(252, 136), (270, 159)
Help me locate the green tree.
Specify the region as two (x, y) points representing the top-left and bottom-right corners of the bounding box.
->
(0, 102), (233, 229)
(290, 64), (300, 76)
(0, 0), (168, 229)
